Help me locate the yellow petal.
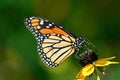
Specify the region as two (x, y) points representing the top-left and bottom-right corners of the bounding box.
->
(76, 70), (86, 80)
(81, 64), (94, 76)
(76, 78), (84, 80)
(93, 60), (108, 66)
(107, 61), (119, 64)
(75, 64), (94, 80)
(98, 56), (116, 61)
(93, 60), (119, 67)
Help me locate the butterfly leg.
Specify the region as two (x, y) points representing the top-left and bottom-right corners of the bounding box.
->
(74, 49), (80, 59)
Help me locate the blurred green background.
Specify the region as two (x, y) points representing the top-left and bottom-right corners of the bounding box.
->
(0, 0), (120, 80)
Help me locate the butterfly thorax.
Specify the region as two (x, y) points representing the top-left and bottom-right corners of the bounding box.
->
(72, 37), (86, 49)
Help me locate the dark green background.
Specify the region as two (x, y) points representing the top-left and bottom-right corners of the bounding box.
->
(0, 0), (120, 80)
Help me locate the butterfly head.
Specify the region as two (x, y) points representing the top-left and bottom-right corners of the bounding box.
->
(73, 37), (86, 49)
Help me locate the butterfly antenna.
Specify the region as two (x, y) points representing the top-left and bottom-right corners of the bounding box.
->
(84, 38), (97, 52)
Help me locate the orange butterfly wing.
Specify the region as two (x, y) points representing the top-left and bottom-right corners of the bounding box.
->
(24, 16), (77, 68)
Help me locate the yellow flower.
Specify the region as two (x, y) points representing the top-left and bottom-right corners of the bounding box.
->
(75, 56), (119, 80)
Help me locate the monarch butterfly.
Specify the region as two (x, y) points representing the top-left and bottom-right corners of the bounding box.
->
(24, 16), (87, 68)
